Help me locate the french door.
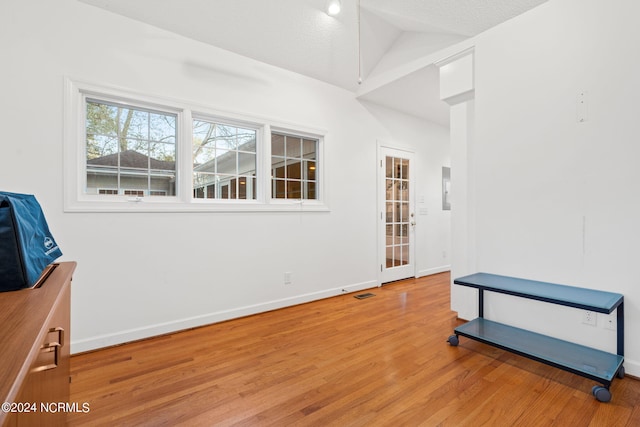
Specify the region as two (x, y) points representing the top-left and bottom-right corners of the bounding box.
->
(378, 146), (416, 284)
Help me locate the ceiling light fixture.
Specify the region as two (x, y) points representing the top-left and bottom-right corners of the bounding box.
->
(326, 0), (341, 16)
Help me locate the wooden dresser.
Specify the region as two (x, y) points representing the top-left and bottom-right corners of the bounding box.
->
(0, 262), (76, 427)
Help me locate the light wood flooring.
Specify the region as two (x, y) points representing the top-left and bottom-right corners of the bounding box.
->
(69, 272), (640, 426)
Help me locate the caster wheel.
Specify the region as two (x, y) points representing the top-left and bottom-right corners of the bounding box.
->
(592, 386), (611, 403)
(617, 365), (625, 379)
(447, 335), (459, 346)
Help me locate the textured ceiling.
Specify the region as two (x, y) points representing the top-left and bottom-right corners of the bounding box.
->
(363, 0), (546, 35)
(79, 0), (548, 125)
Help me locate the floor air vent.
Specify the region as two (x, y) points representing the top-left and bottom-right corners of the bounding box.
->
(354, 293), (376, 300)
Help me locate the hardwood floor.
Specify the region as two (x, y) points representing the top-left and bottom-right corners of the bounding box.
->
(69, 273), (640, 426)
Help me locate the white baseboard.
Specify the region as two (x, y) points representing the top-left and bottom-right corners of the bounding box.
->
(623, 358), (640, 378)
(417, 265), (450, 278)
(71, 279), (377, 354)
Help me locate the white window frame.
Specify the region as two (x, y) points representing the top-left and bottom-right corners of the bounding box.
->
(64, 78), (328, 213)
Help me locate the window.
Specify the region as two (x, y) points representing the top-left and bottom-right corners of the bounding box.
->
(271, 132), (318, 200)
(64, 79), (327, 212)
(85, 99), (177, 198)
(193, 119), (257, 200)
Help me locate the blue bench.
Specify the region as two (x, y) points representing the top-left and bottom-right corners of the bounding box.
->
(448, 272), (624, 402)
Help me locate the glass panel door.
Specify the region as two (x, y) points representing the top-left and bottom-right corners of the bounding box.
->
(379, 148), (415, 283)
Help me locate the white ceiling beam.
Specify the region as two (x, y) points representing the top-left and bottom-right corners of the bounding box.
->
(356, 37), (476, 98)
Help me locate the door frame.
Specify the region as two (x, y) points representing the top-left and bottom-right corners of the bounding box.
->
(377, 142), (417, 285)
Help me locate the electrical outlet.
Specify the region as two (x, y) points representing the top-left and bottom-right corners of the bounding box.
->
(284, 272), (292, 285)
(604, 316), (616, 330)
(582, 310), (597, 326)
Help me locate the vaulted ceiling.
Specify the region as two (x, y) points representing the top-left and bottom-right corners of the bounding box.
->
(79, 0), (547, 126)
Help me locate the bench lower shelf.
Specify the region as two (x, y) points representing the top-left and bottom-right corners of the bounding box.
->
(448, 318), (624, 402)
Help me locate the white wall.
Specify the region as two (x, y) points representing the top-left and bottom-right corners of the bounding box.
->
(467, 0), (640, 375)
(449, 100), (478, 320)
(0, 0), (450, 352)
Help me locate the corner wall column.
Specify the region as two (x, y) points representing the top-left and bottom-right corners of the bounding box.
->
(436, 48), (477, 320)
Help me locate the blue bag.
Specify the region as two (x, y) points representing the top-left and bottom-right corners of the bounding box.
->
(0, 191), (62, 291)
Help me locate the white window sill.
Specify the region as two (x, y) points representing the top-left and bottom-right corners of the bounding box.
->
(64, 198), (329, 213)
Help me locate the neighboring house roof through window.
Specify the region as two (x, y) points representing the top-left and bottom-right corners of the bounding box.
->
(87, 150), (175, 171)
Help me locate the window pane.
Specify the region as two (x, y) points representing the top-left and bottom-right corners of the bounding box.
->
(238, 152), (256, 175)
(150, 142), (175, 164)
(394, 158), (402, 179)
(394, 224), (403, 245)
(401, 181), (409, 201)
(150, 112), (176, 143)
(286, 136), (301, 157)
(386, 224), (393, 244)
(230, 178), (237, 199)
(86, 136), (117, 161)
(216, 125), (238, 150)
(126, 139), (148, 160)
(249, 176), (256, 199)
(394, 246), (403, 266)
(125, 109), (149, 139)
(272, 134), (285, 156)
(216, 150), (237, 175)
(305, 181), (316, 199)
(287, 160), (301, 180)
(401, 202), (409, 222)
(386, 202), (393, 223)
(401, 245), (409, 265)
(237, 176), (255, 200)
(193, 173), (215, 199)
(401, 159), (409, 180)
(193, 145), (216, 173)
(287, 180), (301, 199)
(306, 161), (316, 180)
(273, 179), (286, 198)
(273, 164), (285, 179)
(385, 179), (393, 201)
(86, 101), (117, 138)
(303, 139), (316, 160)
(193, 120), (216, 148)
(87, 171), (117, 195)
(238, 130), (256, 153)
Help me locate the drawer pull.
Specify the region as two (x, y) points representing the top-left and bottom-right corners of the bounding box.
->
(50, 326), (65, 348)
(32, 342), (61, 372)
(32, 338), (62, 373)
